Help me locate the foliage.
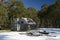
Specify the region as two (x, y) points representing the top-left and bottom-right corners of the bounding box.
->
(0, 0), (60, 30)
(37, 0), (60, 28)
(0, 0), (39, 30)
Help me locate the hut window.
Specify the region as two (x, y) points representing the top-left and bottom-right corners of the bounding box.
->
(21, 21), (24, 24)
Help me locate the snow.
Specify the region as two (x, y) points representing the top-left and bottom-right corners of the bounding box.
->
(0, 28), (60, 40)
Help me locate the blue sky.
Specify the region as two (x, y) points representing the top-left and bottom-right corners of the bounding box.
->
(21, 0), (57, 10)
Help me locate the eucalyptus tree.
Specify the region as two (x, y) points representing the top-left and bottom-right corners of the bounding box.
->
(4, 0), (26, 29)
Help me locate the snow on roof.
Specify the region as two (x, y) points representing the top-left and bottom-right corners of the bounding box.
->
(21, 17), (28, 22)
(13, 17), (36, 24)
(14, 17), (34, 22)
(21, 17), (34, 22)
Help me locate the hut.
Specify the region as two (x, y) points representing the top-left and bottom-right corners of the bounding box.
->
(13, 17), (36, 31)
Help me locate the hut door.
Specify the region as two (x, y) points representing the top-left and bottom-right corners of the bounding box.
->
(17, 24), (20, 31)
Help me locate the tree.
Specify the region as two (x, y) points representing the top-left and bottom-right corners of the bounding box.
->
(26, 7), (39, 23)
(26, 7), (40, 28)
(3, 0), (26, 29)
(20, 7), (40, 28)
(0, 0), (8, 29)
(37, 0), (60, 28)
(37, 4), (49, 28)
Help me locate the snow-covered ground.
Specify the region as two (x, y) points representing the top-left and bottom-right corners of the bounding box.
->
(0, 28), (60, 40)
